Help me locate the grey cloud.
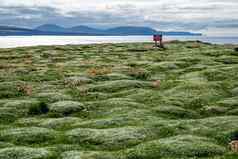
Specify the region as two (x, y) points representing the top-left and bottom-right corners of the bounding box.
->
(0, 1), (237, 35)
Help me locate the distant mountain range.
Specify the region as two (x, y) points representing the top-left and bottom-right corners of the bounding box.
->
(0, 24), (202, 36)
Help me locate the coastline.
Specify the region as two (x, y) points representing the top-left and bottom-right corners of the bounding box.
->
(0, 35), (237, 49)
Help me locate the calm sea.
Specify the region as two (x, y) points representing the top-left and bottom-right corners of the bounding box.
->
(0, 35), (237, 48)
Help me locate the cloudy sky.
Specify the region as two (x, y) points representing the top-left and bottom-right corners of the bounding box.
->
(0, 0), (238, 35)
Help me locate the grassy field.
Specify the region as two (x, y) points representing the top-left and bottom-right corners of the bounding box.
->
(0, 41), (238, 159)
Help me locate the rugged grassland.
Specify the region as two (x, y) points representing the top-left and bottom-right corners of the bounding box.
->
(0, 41), (238, 159)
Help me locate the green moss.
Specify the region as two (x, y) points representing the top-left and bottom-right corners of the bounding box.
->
(85, 80), (153, 93)
(231, 87), (238, 96)
(15, 117), (44, 127)
(72, 117), (139, 129)
(217, 97), (238, 108)
(152, 105), (201, 119)
(188, 116), (238, 144)
(1, 99), (42, 117)
(203, 66), (238, 81)
(125, 135), (225, 159)
(0, 42), (238, 158)
(3, 99), (39, 108)
(0, 112), (17, 123)
(61, 151), (117, 159)
(90, 98), (146, 109)
(60, 151), (81, 159)
(0, 142), (14, 149)
(162, 81), (224, 109)
(49, 101), (85, 116)
(92, 73), (132, 81)
(34, 92), (72, 103)
(200, 105), (228, 116)
(0, 147), (53, 159)
(39, 117), (81, 130)
(66, 127), (148, 150)
(148, 62), (180, 72)
(0, 127), (58, 145)
(215, 56), (238, 64)
(227, 108), (238, 115)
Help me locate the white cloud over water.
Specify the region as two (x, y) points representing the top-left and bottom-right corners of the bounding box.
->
(0, 0), (238, 35)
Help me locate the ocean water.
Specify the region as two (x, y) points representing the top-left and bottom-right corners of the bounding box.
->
(0, 35), (237, 48)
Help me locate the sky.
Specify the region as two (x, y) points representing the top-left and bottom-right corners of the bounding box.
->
(0, 0), (238, 36)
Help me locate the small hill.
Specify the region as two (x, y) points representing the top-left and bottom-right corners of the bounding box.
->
(0, 26), (32, 32)
(105, 26), (158, 35)
(35, 24), (66, 33)
(35, 25), (159, 35)
(70, 26), (103, 34)
(0, 24), (202, 36)
(0, 26), (42, 36)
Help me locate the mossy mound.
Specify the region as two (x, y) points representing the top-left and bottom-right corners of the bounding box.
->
(39, 117), (81, 129)
(227, 108), (238, 115)
(197, 116), (238, 131)
(0, 127), (57, 145)
(85, 80), (153, 93)
(200, 105), (228, 116)
(152, 105), (200, 119)
(0, 112), (17, 123)
(73, 117), (138, 129)
(60, 150), (116, 159)
(85, 98), (147, 118)
(60, 151), (81, 159)
(231, 87), (238, 96)
(163, 81), (224, 109)
(15, 117), (44, 126)
(148, 62), (180, 72)
(1, 99), (42, 117)
(125, 135), (225, 159)
(49, 101), (85, 116)
(0, 147), (52, 159)
(215, 55), (238, 64)
(177, 116), (238, 144)
(179, 71), (206, 82)
(217, 97), (238, 108)
(3, 99), (40, 109)
(90, 98), (146, 109)
(126, 89), (163, 104)
(0, 142), (14, 149)
(203, 66), (238, 81)
(66, 127), (147, 150)
(34, 92), (72, 103)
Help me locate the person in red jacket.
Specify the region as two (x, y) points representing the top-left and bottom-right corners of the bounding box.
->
(153, 34), (164, 48)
